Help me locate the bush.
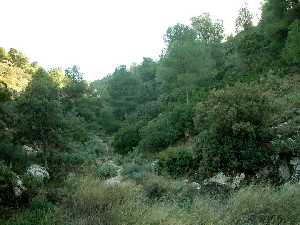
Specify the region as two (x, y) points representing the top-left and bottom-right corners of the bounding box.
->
(142, 175), (195, 203)
(194, 83), (276, 175)
(142, 176), (170, 199)
(283, 20), (300, 68)
(139, 105), (194, 152)
(222, 185), (300, 225)
(96, 162), (119, 180)
(60, 177), (146, 225)
(113, 123), (142, 155)
(0, 162), (18, 206)
(22, 175), (44, 201)
(122, 162), (152, 184)
(1, 198), (56, 225)
(158, 147), (194, 177)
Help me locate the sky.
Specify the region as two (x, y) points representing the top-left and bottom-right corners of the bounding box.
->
(1, 0), (263, 80)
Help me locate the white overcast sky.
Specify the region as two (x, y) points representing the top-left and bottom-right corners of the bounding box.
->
(1, 0), (263, 80)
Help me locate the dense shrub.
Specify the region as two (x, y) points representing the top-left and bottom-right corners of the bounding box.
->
(222, 185), (300, 225)
(158, 147), (194, 177)
(121, 162), (152, 183)
(113, 122), (145, 155)
(0, 162), (18, 206)
(283, 20), (300, 67)
(22, 175), (44, 201)
(139, 105), (194, 152)
(194, 83), (276, 175)
(1, 198), (56, 225)
(60, 177), (146, 225)
(96, 162), (119, 180)
(142, 176), (170, 199)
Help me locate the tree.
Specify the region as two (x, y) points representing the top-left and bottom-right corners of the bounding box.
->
(283, 20), (300, 66)
(235, 2), (254, 33)
(159, 23), (217, 104)
(194, 83), (275, 175)
(16, 69), (64, 167)
(0, 47), (6, 62)
(65, 65), (83, 82)
(7, 48), (28, 68)
(164, 23), (196, 45)
(107, 65), (140, 120)
(191, 13), (224, 44)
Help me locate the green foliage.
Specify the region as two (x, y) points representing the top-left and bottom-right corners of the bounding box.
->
(142, 175), (170, 199)
(222, 185), (300, 225)
(158, 147), (194, 177)
(283, 20), (300, 66)
(96, 162), (119, 180)
(107, 65), (141, 120)
(22, 175), (44, 200)
(113, 123), (142, 155)
(194, 83), (276, 175)
(139, 105), (193, 152)
(191, 13), (224, 44)
(7, 48), (29, 69)
(2, 198), (56, 225)
(16, 69), (64, 166)
(0, 162), (18, 206)
(121, 162), (152, 184)
(235, 3), (253, 33)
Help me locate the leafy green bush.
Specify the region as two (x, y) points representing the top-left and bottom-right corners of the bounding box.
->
(158, 147), (194, 177)
(121, 162), (151, 184)
(96, 162), (119, 180)
(113, 123), (142, 155)
(0, 162), (18, 206)
(139, 105), (193, 152)
(142, 176), (170, 199)
(22, 175), (44, 200)
(60, 177), (146, 225)
(222, 185), (300, 225)
(1, 198), (56, 225)
(283, 20), (300, 67)
(194, 83), (276, 175)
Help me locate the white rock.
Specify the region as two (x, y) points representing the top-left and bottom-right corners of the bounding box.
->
(26, 164), (49, 180)
(105, 175), (122, 186)
(207, 172), (230, 185)
(232, 173), (245, 189)
(191, 182), (201, 190)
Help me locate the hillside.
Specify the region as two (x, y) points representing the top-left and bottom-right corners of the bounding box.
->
(1, 0), (300, 225)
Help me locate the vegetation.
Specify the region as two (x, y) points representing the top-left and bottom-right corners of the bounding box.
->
(1, 0), (300, 224)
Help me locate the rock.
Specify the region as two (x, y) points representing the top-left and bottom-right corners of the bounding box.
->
(26, 164), (49, 180)
(191, 182), (201, 190)
(202, 172), (245, 192)
(205, 172), (230, 186)
(231, 173), (246, 189)
(14, 175), (26, 197)
(286, 159), (300, 184)
(278, 161), (291, 181)
(105, 175), (122, 186)
(104, 163), (123, 186)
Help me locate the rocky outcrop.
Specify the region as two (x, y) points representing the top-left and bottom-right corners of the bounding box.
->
(203, 172), (245, 190)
